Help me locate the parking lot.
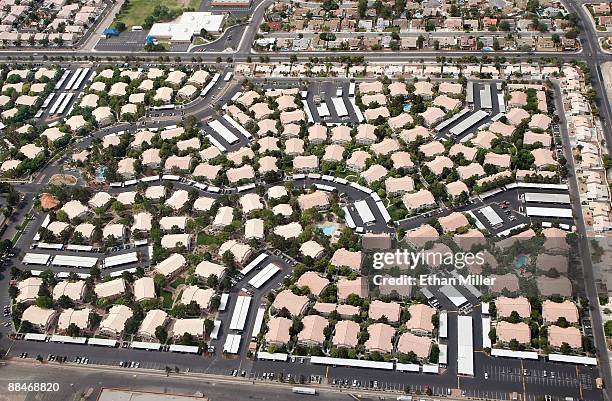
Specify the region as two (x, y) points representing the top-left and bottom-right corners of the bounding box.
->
(199, 0), (255, 18)
(461, 388), (519, 400)
(328, 378), (451, 395)
(95, 31), (148, 52)
(436, 81), (501, 141)
(481, 363), (581, 387)
(259, 79), (360, 125)
(304, 81), (361, 124)
(471, 195), (531, 236)
(7, 339), (239, 375)
(252, 357), (455, 395)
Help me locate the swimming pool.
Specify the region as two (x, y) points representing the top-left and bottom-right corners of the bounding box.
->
(95, 166), (107, 182)
(514, 254), (529, 268)
(321, 225), (336, 237)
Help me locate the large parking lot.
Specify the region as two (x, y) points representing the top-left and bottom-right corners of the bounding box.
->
(251, 358), (455, 396)
(94, 31), (148, 52)
(482, 363), (581, 387)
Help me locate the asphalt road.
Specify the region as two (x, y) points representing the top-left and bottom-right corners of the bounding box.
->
(552, 79), (612, 398)
(565, 0), (612, 158)
(0, 360), (373, 401)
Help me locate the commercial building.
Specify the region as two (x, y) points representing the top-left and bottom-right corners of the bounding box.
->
(148, 12), (226, 44)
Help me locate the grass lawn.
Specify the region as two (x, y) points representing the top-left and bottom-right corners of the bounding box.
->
(11, 216), (32, 245)
(161, 290), (173, 309)
(197, 231), (221, 246)
(223, 14), (238, 29)
(170, 277), (185, 289)
(115, 0), (201, 28)
(388, 205), (407, 222)
(192, 37), (206, 45)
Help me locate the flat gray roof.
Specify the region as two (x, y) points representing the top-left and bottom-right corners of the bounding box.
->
(449, 110), (489, 136)
(354, 199), (375, 224)
(524, 192), (571, 204)
(457, 316), (474, 376)
(480, 84), (492, 109)
(480, 205), (503, 226)
(525, 206), (573, 218)
(439, 285), (468, 308)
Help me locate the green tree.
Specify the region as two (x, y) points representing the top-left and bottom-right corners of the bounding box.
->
(416, 35), (425, 49)
(499, 21), (511, 31)
(20, 320), (33, 333)
(155, 325), (168, 343)
(57, 295), (74, 309)
(560, 342), (571, 355)
(154, 273), (167, 293)
(605, 320), (612, 336)
(507, 310), (521, 323)
(204, 318), (214, 334)
(66, 322), (80, 337)
(36, 296), (53, 309)
(489, 327), (497, 343)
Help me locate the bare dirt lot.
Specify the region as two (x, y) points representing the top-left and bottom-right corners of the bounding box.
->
(601, 62), (612, 109)
(49, 174), (77, 186)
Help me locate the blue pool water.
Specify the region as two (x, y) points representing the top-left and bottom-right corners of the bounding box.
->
(95, 166), (107, 182)
(321, 225), (336, 236)
(515, 254), (528, 268)
(403, 103), (412, 112)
